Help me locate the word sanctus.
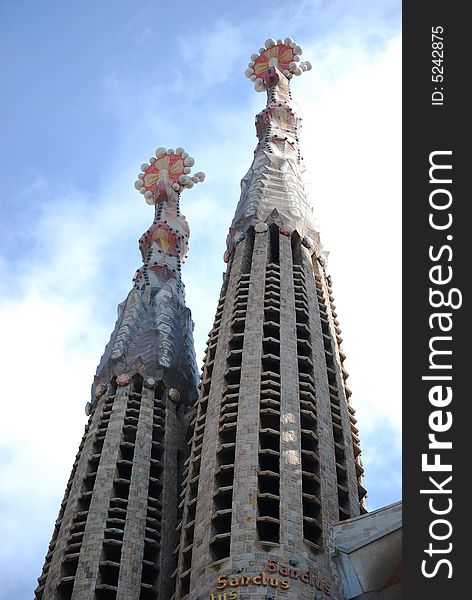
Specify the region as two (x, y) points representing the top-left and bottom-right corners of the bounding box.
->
(216, 572), (289, 591)
(267, 559), (331, 595)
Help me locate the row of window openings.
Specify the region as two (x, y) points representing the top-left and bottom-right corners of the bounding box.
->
(256, 267), (281, 547)
(209, 277), (250, 563)
(90, 376), (162, 600)
(94, 381), (144, 599)
(177, 294), (227, 594)
(54, 389), (118, 600)
(201, 292), (227, 382)
(139, 387), (167, 600)
(257, 412), (281, 547)
(293, 267), (324, 552)
(210, 269), (282, 554)
(315, 279), (352, 522)
(40, 379), (117, 578)
(225, 279), (250, 366)
(199, 282), (253, 572)
(293, 270), (311, 338)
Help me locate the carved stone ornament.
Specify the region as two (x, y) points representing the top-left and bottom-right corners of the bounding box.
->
(302, 235), (314, 250)
(144, 377), (156, 389)
(254, 222), (269, 233)
(168, 388), (181, 403)
(234, 231), (246, 244)
(95, 383), (107, 399)
(116, 373), (130, 387)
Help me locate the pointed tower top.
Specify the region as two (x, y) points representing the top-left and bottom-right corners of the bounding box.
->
(89, 147), (203, 414)
(225, 38), (320, 261)
(245, 37), (312, 92)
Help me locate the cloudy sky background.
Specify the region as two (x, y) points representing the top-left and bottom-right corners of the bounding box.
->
(0, 1), (401, 597)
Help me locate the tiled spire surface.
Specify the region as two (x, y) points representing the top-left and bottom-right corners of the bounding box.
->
(225, 37), (320, 263)
(35, 148), (204, 600)
(89, 148), (205, 414)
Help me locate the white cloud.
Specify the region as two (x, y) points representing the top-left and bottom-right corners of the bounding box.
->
(296, 34), (402, 431)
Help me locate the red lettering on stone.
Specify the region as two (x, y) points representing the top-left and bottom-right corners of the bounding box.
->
(267, 559), (278, 572)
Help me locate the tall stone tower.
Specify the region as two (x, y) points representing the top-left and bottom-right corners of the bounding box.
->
(35, 148), (205, 600)
(173, 39), (367, 600)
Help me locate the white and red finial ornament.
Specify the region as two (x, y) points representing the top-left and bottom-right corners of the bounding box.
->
(134, 147), (205, 204)
(245, 37), (312, 92)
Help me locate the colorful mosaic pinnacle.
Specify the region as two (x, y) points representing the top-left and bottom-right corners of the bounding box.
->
(134, 146), (205, 204)
(229, 36), (319, 258)
(245, 37), (312, 92)
(88, 146), (203, 408)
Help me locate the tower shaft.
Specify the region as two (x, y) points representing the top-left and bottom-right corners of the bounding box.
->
(175, 227), (365, 599)
(36, 376), (188, 600)
(35, 156), (201, 600)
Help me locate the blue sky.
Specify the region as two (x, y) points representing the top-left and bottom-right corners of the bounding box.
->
(0, 1), (401, 597)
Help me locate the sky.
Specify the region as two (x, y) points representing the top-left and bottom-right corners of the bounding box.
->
(0, 1), (401, 597)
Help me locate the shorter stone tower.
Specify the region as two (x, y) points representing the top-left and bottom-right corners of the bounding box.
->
(35, 148), (205, 600)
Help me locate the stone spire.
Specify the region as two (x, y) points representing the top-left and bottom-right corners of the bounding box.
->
(35, 147), (204, 600)
(88, 147), (205, 415)
(225, 37), (320, 263)
(174, 39), (366, 600)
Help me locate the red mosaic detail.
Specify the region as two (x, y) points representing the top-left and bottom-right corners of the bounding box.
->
(140, 219), (184, 258)
(279, 225), (292, 237)
(148, 264), (177, 280)
(150, 222), (177, 255)
(253, 44), (295, 80)
(142, 154), (185, 192)
(116, 373), (130, 387)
